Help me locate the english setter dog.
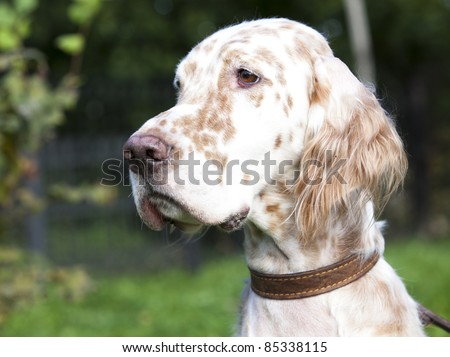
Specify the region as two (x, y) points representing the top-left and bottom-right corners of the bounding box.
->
(124, 18), (424, 336)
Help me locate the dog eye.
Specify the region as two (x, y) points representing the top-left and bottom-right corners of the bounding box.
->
(174, 78), (181, 90)
(237, 69), (260, 87)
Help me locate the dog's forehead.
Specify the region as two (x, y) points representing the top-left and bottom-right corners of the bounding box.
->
(177, 23), (277, 74)
(176, 18), (331, 78)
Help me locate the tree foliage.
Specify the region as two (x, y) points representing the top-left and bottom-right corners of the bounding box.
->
(0, 0), (101, 236)
(0, 0), (102, 323)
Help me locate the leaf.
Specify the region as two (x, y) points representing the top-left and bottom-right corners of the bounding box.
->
(14, 0), (38, 15)
(16, 18), (31, 38)
(55, 34), (85, 55)
(49, 183), (117, 206)
(0, 4), (17, 29)
(68, 0), (102, 26)
(0, 29), (20, 51)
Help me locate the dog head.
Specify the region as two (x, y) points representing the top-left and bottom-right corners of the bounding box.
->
(123, 18), (407, 239)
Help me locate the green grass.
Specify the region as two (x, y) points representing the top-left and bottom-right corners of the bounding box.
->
(0, 238), (449, 336)
(0, 257), (247, 336)
(384, 238), (450, 337)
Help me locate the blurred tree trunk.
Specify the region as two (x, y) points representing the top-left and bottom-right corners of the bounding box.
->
(406, 71), (430, 232)
(343, 0), (375, 84)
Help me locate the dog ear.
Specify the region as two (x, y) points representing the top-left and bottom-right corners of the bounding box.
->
(294, 56), (408, 239)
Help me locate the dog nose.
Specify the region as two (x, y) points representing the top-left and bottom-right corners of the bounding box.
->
(123, 134), (171, 174)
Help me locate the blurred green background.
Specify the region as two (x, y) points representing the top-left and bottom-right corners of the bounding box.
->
(0, 0), (449, 336)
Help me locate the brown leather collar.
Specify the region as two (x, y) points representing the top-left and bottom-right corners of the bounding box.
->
(249, 252), (380, 300)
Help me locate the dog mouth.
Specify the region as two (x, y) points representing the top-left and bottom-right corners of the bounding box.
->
(138, 189), (250, 233)
(138, 190), (198, 232)
(139, 195), (169, 231)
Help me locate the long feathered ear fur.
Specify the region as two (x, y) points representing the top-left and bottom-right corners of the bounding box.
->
(294, 56), (408, 239)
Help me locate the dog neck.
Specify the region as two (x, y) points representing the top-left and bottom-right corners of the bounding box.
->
(244, 186), (384, 275)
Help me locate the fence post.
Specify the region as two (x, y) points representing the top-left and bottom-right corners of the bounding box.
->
(184, 239), (201, 272)
(26, 151), (47, 254)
